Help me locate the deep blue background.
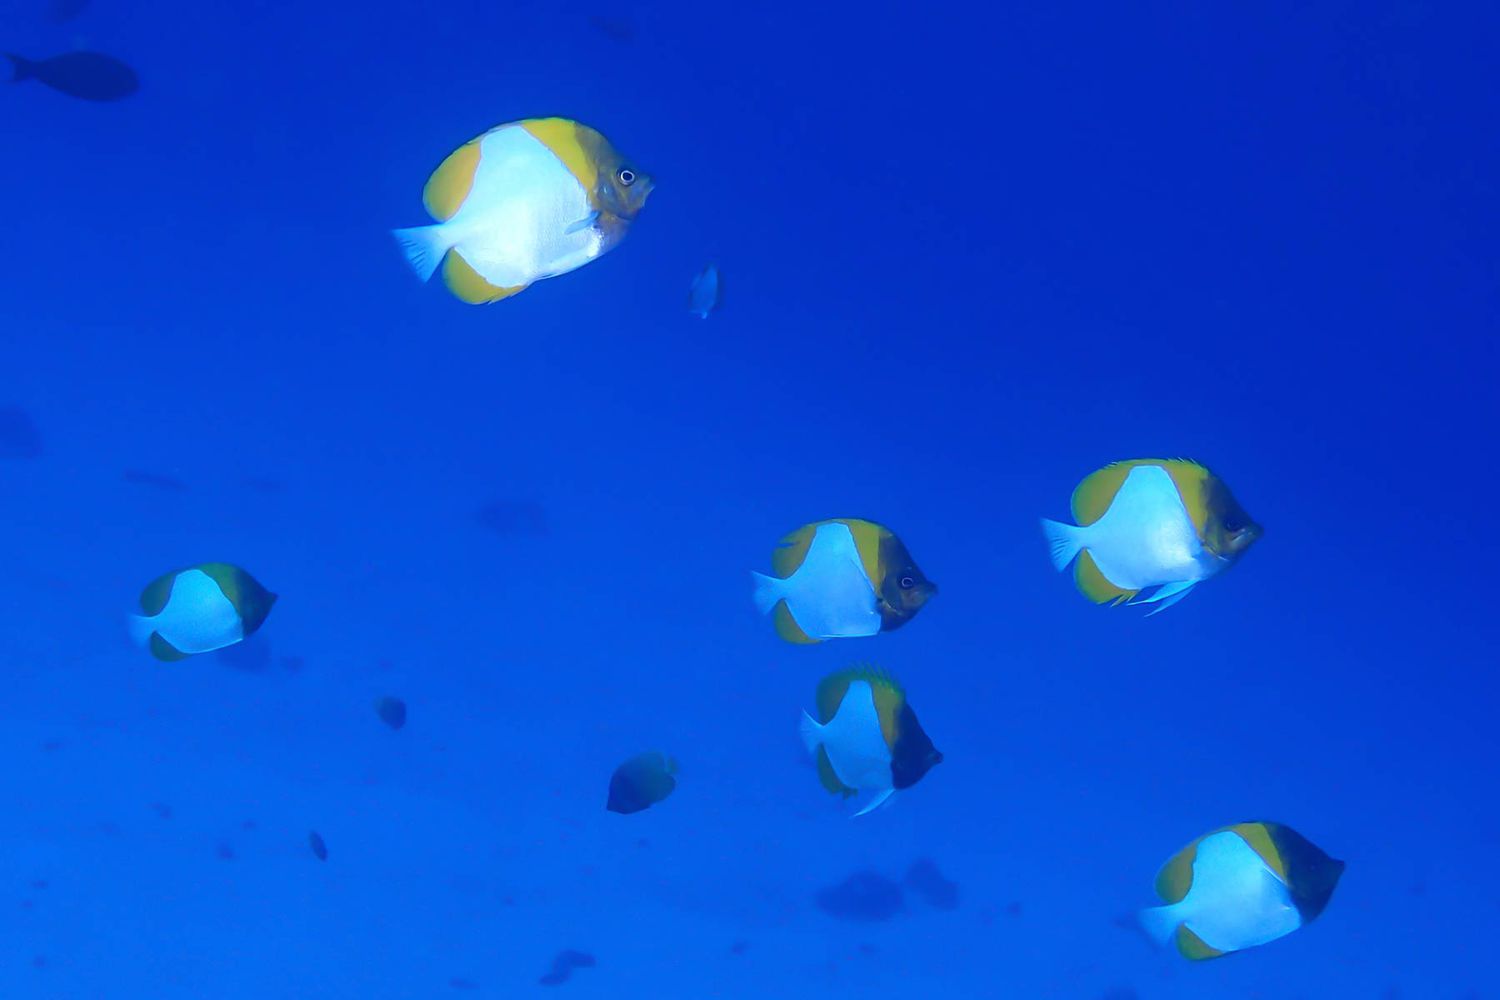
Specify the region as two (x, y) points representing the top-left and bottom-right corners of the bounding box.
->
(2, 0), (1496, 995)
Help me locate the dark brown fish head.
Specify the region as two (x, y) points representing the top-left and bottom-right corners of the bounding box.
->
(877, 532), (936, 627)
(1202, 474), (1262, 562)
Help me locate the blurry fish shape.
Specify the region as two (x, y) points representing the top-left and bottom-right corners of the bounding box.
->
(903, 858), (959, 910)
(751, 518), (935, 643)
(605, 751), (677, 814)
(1040, 459), (1260, 614)
(374, 696), (407, 730)
(0, 406), (42, 458)
(687, 263), (720, 318)
(122, 469), (189, 492)
(1139, 821), (1344, 960)
(393, 118), (652, 304)
(538, 949), (596, 986)
(799, 666), (942, 816)
(46, 0), (89, 21)
(815, 870), (905, 922)
(128, 562), (277, 661)
(308, 831), (328, 861)
(5, 51), (138, 101)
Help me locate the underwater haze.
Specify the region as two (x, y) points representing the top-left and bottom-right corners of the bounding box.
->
(2, 0), (1497, 996)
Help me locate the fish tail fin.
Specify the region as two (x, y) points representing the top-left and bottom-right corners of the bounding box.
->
(750, 571), (785, 616)
(1137, 904), (1181, 948)
(798, 710), (824, 756)
(391, 225), (450, 283)
(1040, 518), (1085, 571)
(5, 54), (32, 82)
(127, 614), (155, 647)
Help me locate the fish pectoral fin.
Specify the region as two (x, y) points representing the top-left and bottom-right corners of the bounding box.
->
(1143, 583), (1197, 617)
(563, 211), (600, 235)
(1127, 580), (1196, 605)
(852, 788), (896, 817)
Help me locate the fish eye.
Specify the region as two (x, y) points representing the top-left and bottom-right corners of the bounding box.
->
(617, 168), (637, 186)
(1224, 516), (1243, 532)
(899, 575), (916, 589)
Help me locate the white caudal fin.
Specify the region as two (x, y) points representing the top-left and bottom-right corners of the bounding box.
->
(798, 710), (824, 756)
(1040, 518), (1085, 571)
(127, 613), (156, 648)
(750, 571), (786, 616)
(1137, 904), (1181, 947)
(391, 225), (451, 282)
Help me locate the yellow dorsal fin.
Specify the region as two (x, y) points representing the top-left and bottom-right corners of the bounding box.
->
(1225, 822), (1287, 881)
(138, 569), (177, 615)
(1175, 923), (1226, 961)
(816, 665), (904, 746)
(1073, 550), (1136, 605)
(816, 745), (857, 798)
(773, 600), (818, 644)
(520, 118), (599, 194)
(1154, 837), (1202, 904)
(771, 522), (818, 578)
(442, 249), (527, 305)
(1070, 460), (1153, 525)
(839, 518), (886, 589)
(422, 135), (485, 222)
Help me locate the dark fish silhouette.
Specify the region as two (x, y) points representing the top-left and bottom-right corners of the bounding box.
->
(46, 0), (89, 22)
(587, 14), (635, 42)
(903, 858), (959, 910)
(6, 51), (138, 101)
(308, 831), (328, 861)
(538, 949), (595, 986)
(814, 870), (904, 922)
(374, 696), (407, 730)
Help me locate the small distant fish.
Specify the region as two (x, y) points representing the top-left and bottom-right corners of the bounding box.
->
(5, 51), (138, 101)
(393, 118), (653, 304)
(751, 518), (936, 644)
(475, 499), (547, 537)
(128, 563), (277, 661)
(814, 870), (904, 922)
(903, 858), (959, 910)
(799, 665), (942, 816)
(308, 831), (328, 861)
(1041, 459), (1260, 614)
(687, 263), (720, 318)
(0, 406), (42, 459)
(46, 0), (90, 22)
(606, 751), (677, 814)
(123, 469), (189, 492)
(587, 14), (636, 42)
(1139, 821), (1344, 960)
(538, 949), (595, 987)
(374, 696), (407, 730)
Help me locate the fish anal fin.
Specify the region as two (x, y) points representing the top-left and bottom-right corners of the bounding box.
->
(1175, 923), (1226, 961)
(442, 250), (527, 304)
(149, 632), (190, 662)
(816, 746), (856, 798)
(1074, 550), (1135, 605)
(773, 600), (818, 645)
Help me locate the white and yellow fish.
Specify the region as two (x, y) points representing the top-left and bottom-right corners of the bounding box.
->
(1041, 459), (1261, 614)
(1140, 821), (1344, 960)
(799, 666), (943, 817)
(128, 562), (277, 661)
(393, 117), (652, 304)
(751, 518), (936, 644)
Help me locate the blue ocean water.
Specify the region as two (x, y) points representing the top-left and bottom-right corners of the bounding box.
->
(2, 0), (1496, 996)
